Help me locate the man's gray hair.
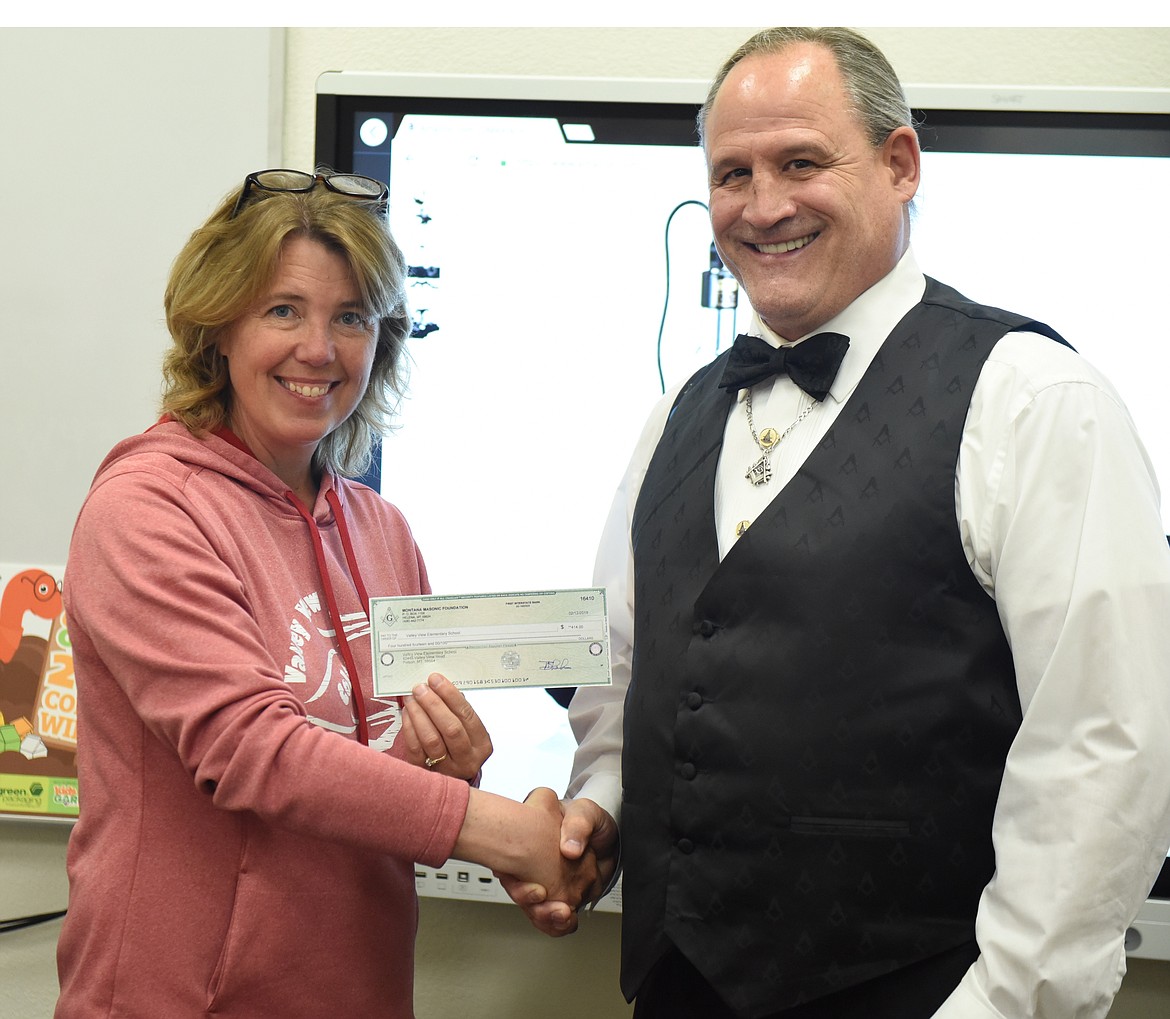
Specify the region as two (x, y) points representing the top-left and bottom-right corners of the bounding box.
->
(697, 27), (914, 149)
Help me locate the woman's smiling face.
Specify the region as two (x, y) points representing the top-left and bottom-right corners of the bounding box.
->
(217, 234), (376, 496)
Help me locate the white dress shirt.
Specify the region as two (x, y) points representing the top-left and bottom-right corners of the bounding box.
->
(569, 250), (1170, 1018)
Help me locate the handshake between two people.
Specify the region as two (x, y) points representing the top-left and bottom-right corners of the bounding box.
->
(498, 791), (619, 936)
(451, 785), (619, 937)
(403, 674), (618, 936)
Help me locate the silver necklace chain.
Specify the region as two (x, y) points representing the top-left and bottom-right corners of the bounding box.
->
(743, 388), (814, 486)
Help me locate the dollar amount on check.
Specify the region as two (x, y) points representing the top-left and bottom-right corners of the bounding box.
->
(370, 589), (611, 696)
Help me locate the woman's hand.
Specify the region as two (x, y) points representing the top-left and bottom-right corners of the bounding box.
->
(401, 672), (492, 781)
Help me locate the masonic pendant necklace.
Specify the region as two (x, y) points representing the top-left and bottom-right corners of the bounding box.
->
(743, 388), (814, 486)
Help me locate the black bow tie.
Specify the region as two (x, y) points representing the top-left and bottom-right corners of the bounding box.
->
(718, 331), (850, 402)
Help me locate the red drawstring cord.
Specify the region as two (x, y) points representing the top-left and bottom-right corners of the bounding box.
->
(327, 488), (372, 610)
(286, 491), (371, 747)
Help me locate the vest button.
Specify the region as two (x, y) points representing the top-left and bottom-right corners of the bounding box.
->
(695, 619), (717, 638)
(686, 691), (703, 710)
(676, 837), (695, 855)
(680, 762), (697, 780)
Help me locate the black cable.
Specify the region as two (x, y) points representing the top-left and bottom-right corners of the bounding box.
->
(0, 909), (67, 934)
(656, 200), (709, 393)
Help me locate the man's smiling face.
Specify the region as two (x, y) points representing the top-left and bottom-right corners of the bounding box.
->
(705, 43), (920, 340)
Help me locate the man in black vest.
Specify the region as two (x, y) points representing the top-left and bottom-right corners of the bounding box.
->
(504, 26), (1170, 1019)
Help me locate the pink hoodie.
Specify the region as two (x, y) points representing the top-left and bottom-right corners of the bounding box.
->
(56, 420), (470, 1018)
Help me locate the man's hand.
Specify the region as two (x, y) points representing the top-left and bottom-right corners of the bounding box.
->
(499, 796), (618, 936)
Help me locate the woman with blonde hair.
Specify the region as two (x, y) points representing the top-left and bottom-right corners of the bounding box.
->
(56, 170), (597, 1018)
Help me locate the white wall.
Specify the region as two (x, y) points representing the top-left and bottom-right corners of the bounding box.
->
(2, 24), (1168, 1019)
(0, 27), (282, 566)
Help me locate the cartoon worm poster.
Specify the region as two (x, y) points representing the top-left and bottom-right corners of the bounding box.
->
(0, 564), (79, 818)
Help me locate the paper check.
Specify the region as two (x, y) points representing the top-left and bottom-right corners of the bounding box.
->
(370, 588), (611, 696)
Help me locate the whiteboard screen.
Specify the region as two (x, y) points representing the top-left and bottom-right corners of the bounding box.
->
(317, 98), (1170, 851)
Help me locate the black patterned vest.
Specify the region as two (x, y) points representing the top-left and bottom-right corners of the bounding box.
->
(622, 279), (1065, 1016)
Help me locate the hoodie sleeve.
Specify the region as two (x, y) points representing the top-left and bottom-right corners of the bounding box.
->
(64, 464), (468, 867)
